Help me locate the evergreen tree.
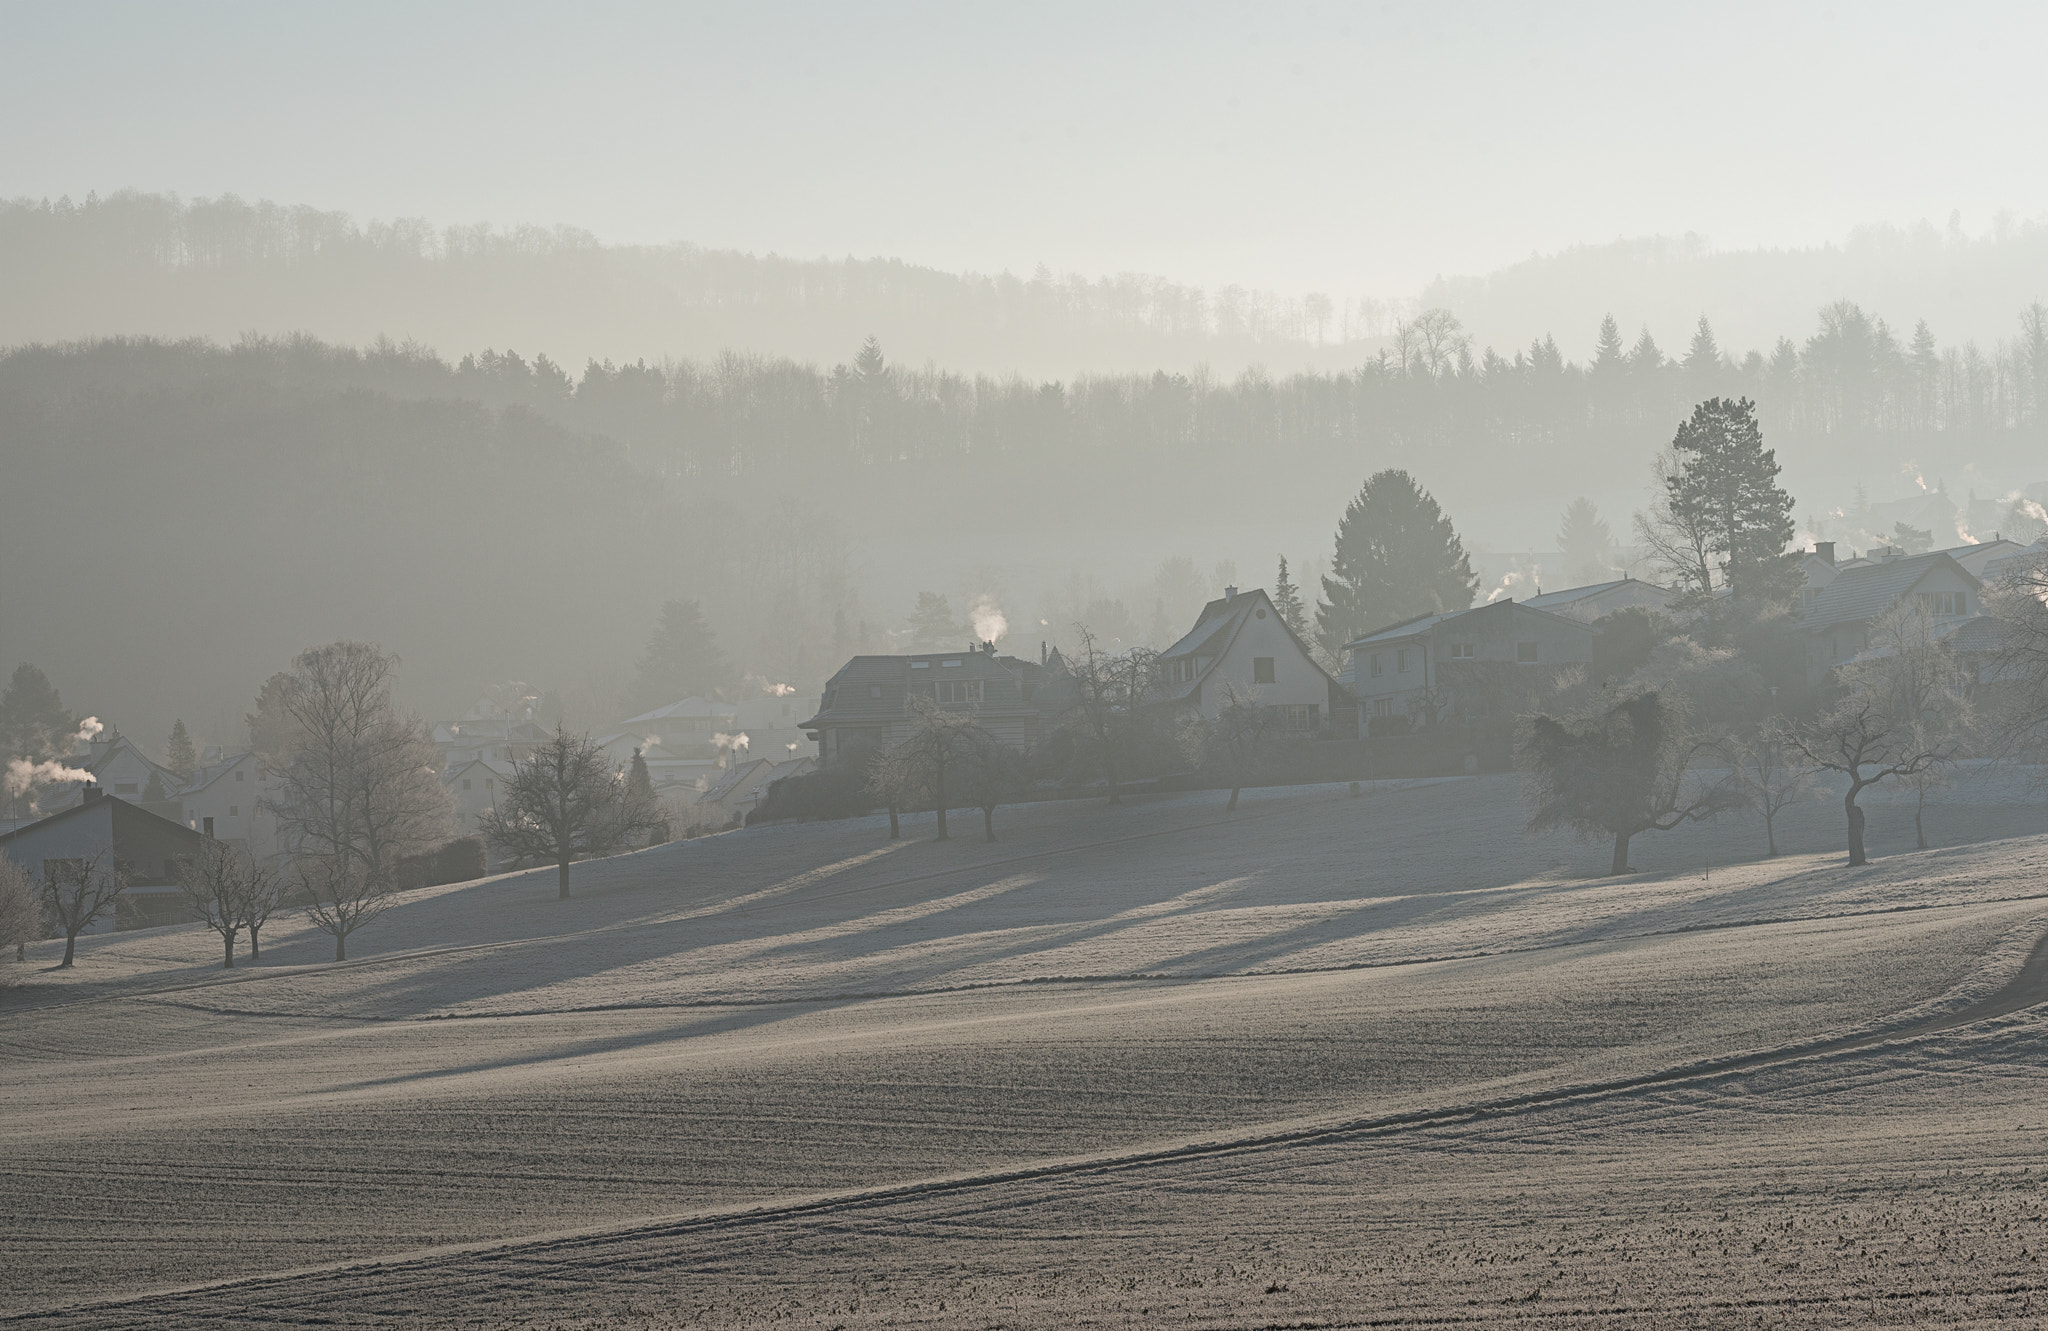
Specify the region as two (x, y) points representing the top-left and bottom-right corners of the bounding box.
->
(1683, 316), (1721, 378)
(1557, 498), (1616, 585)
(1315, 470), (1478, 658)
(1641, 398), (1797, 607)
(1629, 326), (1665, 374)
(625, 600), (736, 713)
(1591, 315), (1627, 380)
(0, 662), (73, 760)
(1271, 556), (1309, 638)
(853, 336), (887, 383)
(142, 771), (169, 803)
(166, 719), (197, 782)
(907, 591), (967, 652)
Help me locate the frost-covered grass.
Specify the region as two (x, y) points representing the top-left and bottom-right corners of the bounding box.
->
(2, 774), (2046, 1325)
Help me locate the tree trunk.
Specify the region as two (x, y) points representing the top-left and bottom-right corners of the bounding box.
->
(334, 933), (347, 962)
(935, 788), (948, 841)
(1609, 830), (1631, 876)
(887, 801), (900, 839)
(1765, 809), (1778, 857)
(1915, 788), (1928, 850)
(1227, 785), (1241, 812)
(247, 926), (261, 961)
(983, 805), (996, 842)
(558, 858), (571, 900)
(1846, 795), (1867, 866)
(61, 929), (77, 967)
(222, 931), (236, 970)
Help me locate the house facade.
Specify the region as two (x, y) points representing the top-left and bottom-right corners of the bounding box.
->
(0, 788), (208, 930)
(441, 757), (514, 836)
(177, 752), (279, 853)
(1343, 600), (1594, 728)
(1798, 550), (1984, 682)
(1151, 587), (1347, 734)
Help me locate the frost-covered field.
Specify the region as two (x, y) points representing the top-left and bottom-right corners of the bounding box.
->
(3, 773), (2046, 1327)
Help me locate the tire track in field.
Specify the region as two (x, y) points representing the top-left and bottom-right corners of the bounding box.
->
(14, 918), (2048, 1328)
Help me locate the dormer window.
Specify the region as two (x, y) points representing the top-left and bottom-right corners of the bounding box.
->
(941, 659), (962, 668)
(910, 661), (931, 670)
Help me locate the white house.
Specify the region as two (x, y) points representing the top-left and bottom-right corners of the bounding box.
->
(1152, 587), (1347, 734)
(1343, 600), (1594, 727)
(441, 757), (514, 837)
(177, 752), (279, 854)
(1799, 549), (1985, 682)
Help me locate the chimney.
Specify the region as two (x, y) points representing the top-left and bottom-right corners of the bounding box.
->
(1041, 640), (1047, 665)
(1224, 585), (1238, 601)
(80, 782), (102, 804)
(1816, 541), (1835, 565)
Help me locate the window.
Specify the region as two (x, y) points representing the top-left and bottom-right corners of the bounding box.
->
(1372, 699), (1392, 718)
(1516, 641), (1539, 663)
(1278, 703), (1320, 731)
(462, 778), (472, 790)
(115, 781), (138, 795)
(1369, 653), (1383, 678)
(228, 805), (238, 817)
(910, 661), (931, 670)
(935, 680), (982, 704)
(1167, 657), (1197, 684)
(234, 770), (245, 782)
(1396, 649), (1410, 673)
(1929, 590), (1966, 616)
(1449, 642), (1474, 659)
(941, 658), (962, 668)
(1252, 657), (1276, 684)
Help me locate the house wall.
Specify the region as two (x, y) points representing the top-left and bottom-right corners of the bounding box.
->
(1197, 603), (1331, 727)
(1809, 563), (1983, 678)
(1349, 609), (1592, 720)
(443, 765), (505, 837)
(179, 757), (278, 852)
(0, 800), (205, 932)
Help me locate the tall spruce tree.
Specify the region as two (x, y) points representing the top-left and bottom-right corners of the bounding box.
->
(1557, 498), (1615, 585)
(1591, 315), (1627, 381)
(1271, 556), (1308, 638)
(0, 662), (73, 761)
(1683, 316), (1722, 378)
(1315, 470), (1478, 659)
(625, 600), (736, 713)
(166, 719), (197, 782)
(1639, 397), (1797, 608)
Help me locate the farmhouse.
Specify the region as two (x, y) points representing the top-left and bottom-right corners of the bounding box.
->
(1152, 586), (1347, 734)
(1343, 600), (1594, 729)
(1798, 550), (1983, 682)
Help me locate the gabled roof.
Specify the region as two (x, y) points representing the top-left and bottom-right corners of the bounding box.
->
(1521, 577), (1668, 610)
(620, 697), (738, 725)
(180, 751), (260, 796)
(1799, 551), (1979, 631)
(441, 756), (514, 784)
(1343, 598), (1591, 651)
(699, 757), (771, 802)
(1154, 588), (1340, 704)
(0, 793), (204, 850)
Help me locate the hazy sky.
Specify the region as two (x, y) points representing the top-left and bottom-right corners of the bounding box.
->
(7, 1), (2048, 298)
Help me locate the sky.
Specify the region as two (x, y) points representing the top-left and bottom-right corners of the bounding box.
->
(6, 1), (2048, 302)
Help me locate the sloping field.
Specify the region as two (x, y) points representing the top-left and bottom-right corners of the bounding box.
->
(3, 773), (2046, 1327)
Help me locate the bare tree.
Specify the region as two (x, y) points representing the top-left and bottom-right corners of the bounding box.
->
(480, 725), (658, 899)
(0, 857), (41, 969)
(1725, 728), (1810, 856)
(867, 696), (983, 841)
(177, 839), (273, 969)
(40, 849), (125, 967)
(1520, 690), (1735, 876)
(1061, 628), (1160, 806)
(1192, 681), (1276, 813)
(241, 857), (285, 961)
(1986, 548), (2048, 776)
(1785, 601), (1972, 865)
(956, 728), (1026, 842)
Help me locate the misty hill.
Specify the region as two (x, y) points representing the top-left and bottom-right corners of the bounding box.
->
(0, 191), (1368, 380)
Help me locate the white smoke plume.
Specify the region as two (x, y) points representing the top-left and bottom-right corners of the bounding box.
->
(3, 716), (105, 799)
(766, 682), (796, 697)
(714, 731), (750, 754)
(970, 594), (1008, 643)
(1485, 561), (1541, 605)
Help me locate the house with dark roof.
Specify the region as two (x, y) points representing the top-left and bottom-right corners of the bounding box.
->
(1152, 587), (1348, 734)
(801, 645), (1044, 762)
(1520, 577), (1672, 623)
(0, 787), (207, 931)
(1342, 600), (1594, 728)
(1798, 550), (1984, 682)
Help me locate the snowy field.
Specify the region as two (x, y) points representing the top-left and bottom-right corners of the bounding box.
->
(3, 771), (2047, 1327)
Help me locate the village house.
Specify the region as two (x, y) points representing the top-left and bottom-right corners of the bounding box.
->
(440, 756), (514, 836)
(695, 755), (816, 826)
(801, 645), (1044, 762)
(0, 786), (208, 930)
(1151, 586), (1348, 734)
(1342, 600), (1594, 729)
(1797, 549), (1985, 683)
(177, 751), (278, 854)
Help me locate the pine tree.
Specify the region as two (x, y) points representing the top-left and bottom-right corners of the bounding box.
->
(907, 592), (967, 652)
(854, 336), (887, 383)
(625, 600), (736, 713)
(1683, 316), (1721, 378)
(1644, 398), (1798, 606)
(0, 662), (73, 761)
(166, 719), (197, 782)
(1557, 498), (1616, 585)
(142, 771), (169, 803)
(1592, 315), (1627, 379)
(1315, 470), (1478, 658)
(1629, 326), (1665, 374)
(1271, 556), (1308, 638)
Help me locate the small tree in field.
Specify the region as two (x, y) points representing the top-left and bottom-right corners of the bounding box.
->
(957, 729), (1026, 842)
(867, 696), (982, 841)
(177, 839), (275, 969)
(1, 858), (41, 968)
(41, 849), (125, 967)
(1197, 681), (1276, 813)
(242, 858), (284, 961)
(1060, 628), (1160, 806)
(300, 858), (389, 962)
(1520, 690), (1734, 875)
(1787, 599), (1973, 865)
(481, 725), (659, 899)
(1725, 728), (1810, 856)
